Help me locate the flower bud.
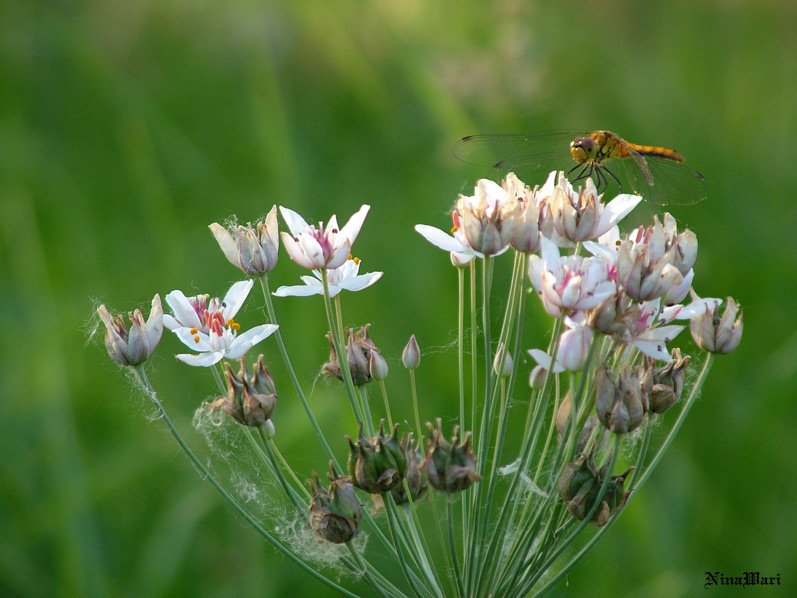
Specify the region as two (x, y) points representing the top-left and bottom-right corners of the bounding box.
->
(323, 324), (380, 386)
(402, 334), (421, 370)
(422, 419), (481, 493)
(529, 364), (547, 389)
(308, 466), (362, 544)
(492, 343), (514, 377)
(209, 205), (279, 275)
(369, 350), (389, 381)
(347, 421), (407, 494)
(208, 355), (277, 427)
(595, 365), (648, 434)
(557, 451), (634, 527)
(690, 297), (743, 354)
(97, 294), (163, 366)
(641, 349), (690, 414)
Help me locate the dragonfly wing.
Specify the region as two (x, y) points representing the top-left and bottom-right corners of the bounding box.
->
(615, 156), (707, 206)
(453, 131), (584, 179)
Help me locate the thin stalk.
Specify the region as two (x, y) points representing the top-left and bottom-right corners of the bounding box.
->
(447, 497), (465, 598)
(131, 366), (361, 598)
(257, 275), (341, 471)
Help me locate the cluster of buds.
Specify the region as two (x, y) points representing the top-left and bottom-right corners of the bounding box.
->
(347, 421), (407, 494)
(595, 345), (691, 435)
(308, 467), (362, 544)
(422, 419), (481, 493)
(557, 451), (634, 527)
(323, 324), (385, 386)
(208, 355), (277, 428)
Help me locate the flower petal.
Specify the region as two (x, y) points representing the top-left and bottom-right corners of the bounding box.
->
(176, 351), (224, 367)
(164, 290), (203, 330)
(221, 280), (254, 319)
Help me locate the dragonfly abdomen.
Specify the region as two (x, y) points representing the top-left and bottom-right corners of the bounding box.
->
(624, 143), (685, 163)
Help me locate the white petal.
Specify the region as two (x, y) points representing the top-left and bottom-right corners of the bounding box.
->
(338, 271), (383, 292)
(595, 194), (643, 236)
(176, 351), (224, 367)
(281, 232), (321, 269)
(415, 225), (466, 253)
(338, 204), (370, 246)
(279, 206), (310, 235)
(221, 280), (254, 319)
(164, 290), (203, 330)
(173, 327), (212, 351)
(273, 284), (325, 297)
(527, 348), (566, 373)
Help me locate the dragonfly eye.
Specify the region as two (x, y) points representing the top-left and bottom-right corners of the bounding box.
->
(570, 136), (597, 164)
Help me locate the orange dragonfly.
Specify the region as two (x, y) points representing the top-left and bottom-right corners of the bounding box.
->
(452, 130), (707, 206)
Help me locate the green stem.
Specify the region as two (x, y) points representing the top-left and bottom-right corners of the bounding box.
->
(131, 366), (360, 598)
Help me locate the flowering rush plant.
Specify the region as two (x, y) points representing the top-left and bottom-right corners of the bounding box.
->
(98, 171), (742, 597)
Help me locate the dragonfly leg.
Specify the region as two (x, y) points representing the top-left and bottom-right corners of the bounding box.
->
(600, 165), (623, 193)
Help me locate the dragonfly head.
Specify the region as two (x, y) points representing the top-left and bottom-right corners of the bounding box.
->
(570, 136), (597, 164)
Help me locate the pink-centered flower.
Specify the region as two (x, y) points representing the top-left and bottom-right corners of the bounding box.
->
(548, 172), (642, 245)
(280, 205), (369, 270)
(454, 178), (520, 255)
(529, 236), (616, 318)
(273, 257), (383, 298)
(164, 280), (277, 367)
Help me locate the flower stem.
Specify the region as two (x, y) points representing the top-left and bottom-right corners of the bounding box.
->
(131, 366), (360, 598)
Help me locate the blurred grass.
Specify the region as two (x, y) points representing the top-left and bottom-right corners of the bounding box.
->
(1, 0), (795, 596)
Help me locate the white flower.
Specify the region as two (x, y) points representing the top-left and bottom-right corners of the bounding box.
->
(528, 236), (616, 318)
(454, 178), (520, 255)
(626, 300), (685, 362)
(209, 206), (279, 275)
(164, 280), (253, 334)
(528, 316), (593, 372)
(273, 258), (383, 298)
(279, 205), (369, 270)
(549, 172), (642, 245)
(164, 280), (277, 367)
(173, 319), (278, 367)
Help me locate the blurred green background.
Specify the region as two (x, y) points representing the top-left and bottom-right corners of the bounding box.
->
(2, 0), (795, 596)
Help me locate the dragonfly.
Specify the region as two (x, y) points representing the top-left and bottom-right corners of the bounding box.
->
(452, 130), (707, 206)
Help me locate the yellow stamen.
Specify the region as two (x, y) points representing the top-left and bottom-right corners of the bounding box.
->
(190, 327), (198, 335)
(193, 335), (200, 343)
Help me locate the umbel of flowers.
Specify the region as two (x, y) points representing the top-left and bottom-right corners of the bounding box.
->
(97, 168), (742, 598)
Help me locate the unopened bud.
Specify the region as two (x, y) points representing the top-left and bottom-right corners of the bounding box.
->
(492, 343), (513, 377)
(369, 350), (389, 381)
(402, 334), (421, 369)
